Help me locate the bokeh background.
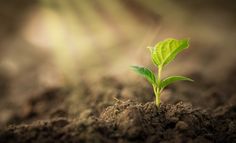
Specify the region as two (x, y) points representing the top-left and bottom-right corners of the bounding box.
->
(0, 0), (236, 126)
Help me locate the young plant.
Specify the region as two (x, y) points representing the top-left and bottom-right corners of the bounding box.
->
(131, 38), (193, 107)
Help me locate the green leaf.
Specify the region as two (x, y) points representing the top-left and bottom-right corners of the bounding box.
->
(149, 39), (189, 67)
(131, 66), (156, 84)
(148, 46), (161, 66)
(160, 76), (193, 90)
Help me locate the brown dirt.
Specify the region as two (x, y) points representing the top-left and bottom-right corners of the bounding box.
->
(1, 66), (236, 143)
(0, 101), (235, 143)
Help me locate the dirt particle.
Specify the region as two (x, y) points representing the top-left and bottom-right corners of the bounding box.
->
(175, 121), (189, 130)
(51, 118), (69, 127)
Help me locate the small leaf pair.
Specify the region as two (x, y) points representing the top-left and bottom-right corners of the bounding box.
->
(131, 38), (193, 107)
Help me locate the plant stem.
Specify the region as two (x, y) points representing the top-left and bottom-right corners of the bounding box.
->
(152, 85), (160, 107)
(156, 66), (162, 107)
(153, 84), (157, 100)
(156, 89), (161, 107)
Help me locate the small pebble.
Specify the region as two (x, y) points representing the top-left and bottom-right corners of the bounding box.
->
(175, 121), (189, 130)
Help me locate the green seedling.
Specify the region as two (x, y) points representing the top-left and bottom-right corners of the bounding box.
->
(131, 38), (193, 107)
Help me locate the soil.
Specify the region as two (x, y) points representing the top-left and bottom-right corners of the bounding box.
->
(0, 67), (236, 143)
(0, 101), (235, 143)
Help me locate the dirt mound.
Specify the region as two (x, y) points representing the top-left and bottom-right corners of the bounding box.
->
(1, 101), (235, 143)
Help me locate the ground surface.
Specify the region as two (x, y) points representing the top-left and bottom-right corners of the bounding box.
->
(0, 102), (235, 143)
(0, 66), (236, 143)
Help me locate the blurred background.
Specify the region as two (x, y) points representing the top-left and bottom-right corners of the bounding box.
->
(0, 0), (236, 126)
